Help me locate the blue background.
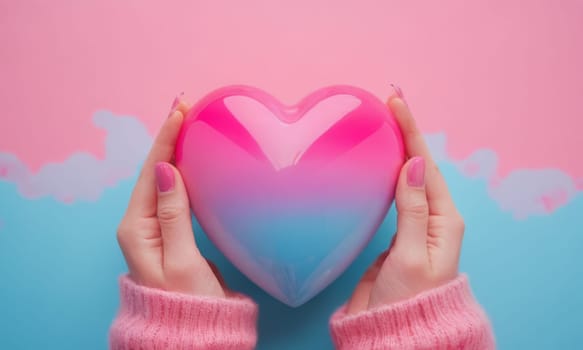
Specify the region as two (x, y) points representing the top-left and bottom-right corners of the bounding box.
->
(1, 162), (582, 349)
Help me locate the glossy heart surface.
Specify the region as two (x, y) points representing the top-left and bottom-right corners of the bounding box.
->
(175, 85), (404, 306)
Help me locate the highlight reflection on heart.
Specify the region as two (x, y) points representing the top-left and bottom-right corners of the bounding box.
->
(175, 85), (405, 307)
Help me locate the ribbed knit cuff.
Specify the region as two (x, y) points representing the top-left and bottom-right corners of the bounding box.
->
(109, 276), (258, 350)
(330, 275), (495, 350)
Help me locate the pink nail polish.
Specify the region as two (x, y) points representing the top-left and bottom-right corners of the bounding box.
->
(407, 156), (425, 187)
(155, 162), (175, 192)
(390, 83), (404, 98)
(390, 83), (408, 106)
(170, 92), (184, 114)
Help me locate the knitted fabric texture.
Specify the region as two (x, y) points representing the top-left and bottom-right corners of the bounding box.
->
(329, 275), (495, 350)
(109, 276), (258, 350)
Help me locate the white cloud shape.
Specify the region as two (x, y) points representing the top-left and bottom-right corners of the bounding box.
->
(488, 169), (579, 219)
(429, 133), (582, 219)
(0, 111), (152, 202)
(0, 120), (580, 218)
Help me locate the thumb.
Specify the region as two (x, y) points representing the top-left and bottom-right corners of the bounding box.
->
(392, 156), (429, 257)
(154, 162), (202, 274)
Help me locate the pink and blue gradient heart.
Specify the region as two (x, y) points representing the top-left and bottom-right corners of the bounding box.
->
(175, 85), (404, 307)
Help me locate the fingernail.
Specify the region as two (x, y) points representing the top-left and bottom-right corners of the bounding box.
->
(389, 83), (408, 106)
(169, 92), (184, 114)
(155, 162), (175, 192)
(407, 156), (425, 187)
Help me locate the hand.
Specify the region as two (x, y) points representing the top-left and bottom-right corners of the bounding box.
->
(116, 98), (226, 297)
(346, 91), (465, 313)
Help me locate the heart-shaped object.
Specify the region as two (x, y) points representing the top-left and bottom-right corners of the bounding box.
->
(175, 85), (404, 307)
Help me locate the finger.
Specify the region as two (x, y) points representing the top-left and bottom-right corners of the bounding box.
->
(392, 156), (429, 257)
(126, 110), (185, 217)
(387, 233), (397, 252)
(154, 162), (205, 274)
(388, 97), (457, 215)
(116, 221), (164, 288)
(169, 96), (190, 165)
(206, 259), (229, 291)
(346, 231), (395, 314)
(346, 250), (388, 314)
(431, 212), (465, 275)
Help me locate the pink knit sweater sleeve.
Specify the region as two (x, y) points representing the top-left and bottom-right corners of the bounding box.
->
(109, 276), (258, 350)
(329, 275), (495, 350)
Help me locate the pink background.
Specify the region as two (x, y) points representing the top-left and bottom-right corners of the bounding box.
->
(1, 0), (582, 181)
(1, 2), (583, 348)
